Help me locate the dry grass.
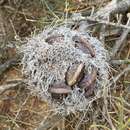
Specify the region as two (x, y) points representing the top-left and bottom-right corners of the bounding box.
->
(0, 0), (130, 130)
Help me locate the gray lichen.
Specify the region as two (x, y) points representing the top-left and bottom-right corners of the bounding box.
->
(21, 24), (109, 115)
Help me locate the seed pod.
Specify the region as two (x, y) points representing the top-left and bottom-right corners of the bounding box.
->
(78, 67), (97, 89)
(48, 82), (71, 94)
(73, 35), (95, 57)
(65, 62), (85, 86)
(45, 34), (64, 44)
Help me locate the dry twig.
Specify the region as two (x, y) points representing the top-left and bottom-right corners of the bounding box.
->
(112, 13), (130, 57)
(109, 65), (130, 87)
(0, 81), (24, 95)
(94, 0), (130, 19)
(110, 59), (130, 65)
(84, 17), (130, 29)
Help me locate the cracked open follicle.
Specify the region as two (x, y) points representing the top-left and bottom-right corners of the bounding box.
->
(65, 62), (85, 86)
(21, 21), (109, 114)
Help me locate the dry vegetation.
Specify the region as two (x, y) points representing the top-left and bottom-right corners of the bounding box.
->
(0, 0), (130, 130)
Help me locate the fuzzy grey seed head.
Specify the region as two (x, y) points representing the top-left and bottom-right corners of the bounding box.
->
(21, 24), (109, 115)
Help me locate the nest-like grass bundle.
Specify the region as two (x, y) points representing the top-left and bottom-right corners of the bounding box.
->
(21, 22), (109, 115)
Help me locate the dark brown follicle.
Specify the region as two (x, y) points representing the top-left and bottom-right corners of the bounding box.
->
(78, 67), (97, 96)
(65, 62), (85, 86)
(45, 34), (64, 44)
(48, 82), (71, 94)
(72, 35), (95, 57)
